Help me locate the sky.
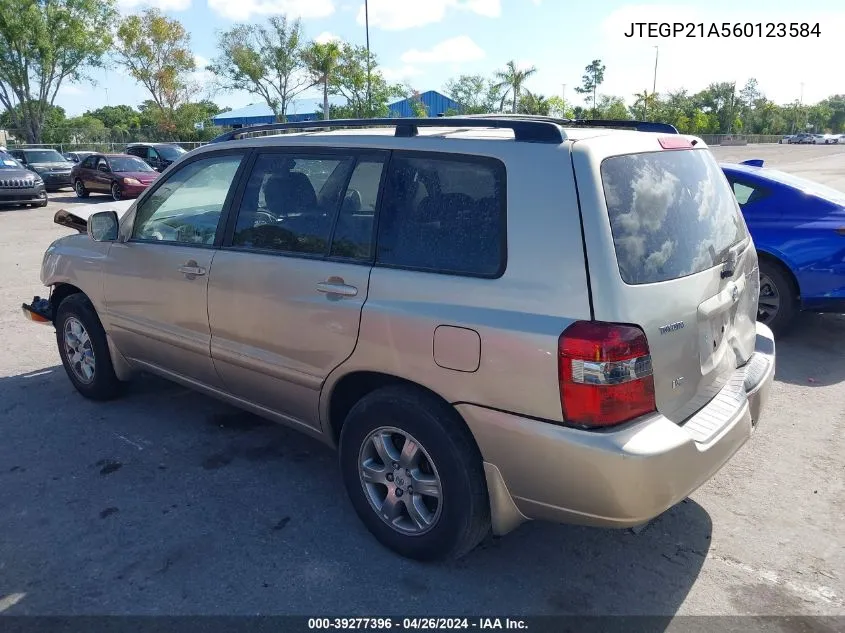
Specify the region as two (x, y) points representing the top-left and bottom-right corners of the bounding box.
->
(54, 0), (845, 117)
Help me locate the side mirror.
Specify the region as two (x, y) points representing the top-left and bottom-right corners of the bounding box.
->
(88, 210), (119, 242)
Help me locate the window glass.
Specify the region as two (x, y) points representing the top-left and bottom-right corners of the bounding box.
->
(376, 154), (505, 276)
(232, 154), (354, 255)
(732, 182), (757, 205)
(97, 157), (109, 171)
(110, 156), (155, 172)
(81, 156), (97, 169)
(601, 149), (748, 285)
(132, 153), (242, 245)
(330, 159), (385, 259)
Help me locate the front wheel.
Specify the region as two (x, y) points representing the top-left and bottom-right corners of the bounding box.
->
(55, 294), (122, 400)
(111, 182), (122, 201)
(758, 259), (798, 336)
(339, 385), (490, 561)
(74, 180), (89, 198)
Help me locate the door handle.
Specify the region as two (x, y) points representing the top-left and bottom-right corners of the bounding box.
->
(178, 261), (206, 278)
(316, 278), (358, 297)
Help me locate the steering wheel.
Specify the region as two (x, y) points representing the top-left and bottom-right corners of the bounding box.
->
(253, 210), (280, 226)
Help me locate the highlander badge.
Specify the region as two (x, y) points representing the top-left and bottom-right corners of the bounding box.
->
(659, 321), (685, 335)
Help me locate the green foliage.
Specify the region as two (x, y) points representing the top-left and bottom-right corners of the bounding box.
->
(443, 74), (501, 114)
(210, 16), (309, 121)
(574, 59), (606, 116)
(494, 61), (538, 113)
(303, 41), (341, 121)
(0, 0), (117, 143)
(594, 95), (630, 120)
(330, 44), (404, 118)
(115, 8), (197, 127)
(518, 91), (550, 116)
(545, 96), (573, 119)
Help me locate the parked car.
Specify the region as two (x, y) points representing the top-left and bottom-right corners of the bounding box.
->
(71, 153), (159, 201)
(836, 134), (845, 144)
(778, 135), (795, 144)
(811, 134), (836, 145)
(125, 142), (187, 172)
(790, 133), (812, 144)
(0, 151), (47, 208)
(7, 148), (74, 191)
(64, 151), (96, 164)
(23, 118), (775, 561)
(722, 159), (845, 334)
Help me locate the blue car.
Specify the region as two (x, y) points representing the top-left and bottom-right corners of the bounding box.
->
(721, 159), (845, 334)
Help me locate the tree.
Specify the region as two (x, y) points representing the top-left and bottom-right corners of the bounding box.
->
(545, 95), (573, 119)
(0, 0), (117, 143)
(303, 41), (341, 121)
(493, 61), (537, 114)
(114, 8), (197, 132)
(518, 90), (550, 116)
(443, 74), (501, 114)
(331, 44), (403, 118)
(210, 16), (310, 121)
(632, 90), (657, 120)
(594, 95), (629, 120)
(406, 90), (428, 117)
(574, 59), (606, 117)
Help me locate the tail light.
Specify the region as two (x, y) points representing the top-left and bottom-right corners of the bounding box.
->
(558, 321), (656, 428)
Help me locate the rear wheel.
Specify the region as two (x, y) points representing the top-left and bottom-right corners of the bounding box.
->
(758, 258), (798, 336)
(74, 179), (89, 198)
(339, 385), (490, 561)
(55, 294), (122, 400)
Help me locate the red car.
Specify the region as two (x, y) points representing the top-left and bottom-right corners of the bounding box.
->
(71, 153), (158, 201)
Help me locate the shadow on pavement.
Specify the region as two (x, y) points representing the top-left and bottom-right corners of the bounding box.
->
(0, 366), (712, 619)
(773, 312), (845, 387)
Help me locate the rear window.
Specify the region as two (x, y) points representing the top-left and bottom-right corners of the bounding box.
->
(601, 149), (748, 285)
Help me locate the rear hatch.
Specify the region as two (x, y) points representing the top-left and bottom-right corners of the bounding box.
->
(571, 133), (759, 423)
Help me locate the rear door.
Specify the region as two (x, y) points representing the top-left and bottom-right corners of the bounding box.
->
(207, 149), (386, 428)
(572, 135), (759, 424)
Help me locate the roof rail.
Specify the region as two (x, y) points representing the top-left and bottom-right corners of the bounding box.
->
(208, 117), (565, 145)
(460, 113), (679, 134)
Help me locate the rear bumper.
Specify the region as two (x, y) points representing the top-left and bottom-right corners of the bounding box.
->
(459, 321), (776, 535)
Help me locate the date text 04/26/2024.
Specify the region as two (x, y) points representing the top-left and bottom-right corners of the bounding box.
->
(624, 22), (821, 38)
(307, 618), (527, 630)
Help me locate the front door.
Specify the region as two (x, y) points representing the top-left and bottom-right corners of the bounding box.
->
(94, 156), (111, 192)
(102, 151), (247, 387)
(208, 150), (387, 427)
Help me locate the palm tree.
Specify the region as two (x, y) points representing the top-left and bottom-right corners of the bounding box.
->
(494, 60), (537, 114)
(303, 41), (342, 120)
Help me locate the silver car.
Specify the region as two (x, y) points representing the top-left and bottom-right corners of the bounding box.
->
(24, 117), (776, 560)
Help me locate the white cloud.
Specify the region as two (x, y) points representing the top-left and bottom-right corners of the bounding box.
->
(401, 36), (486, 64)
(117, 0), (191, 11)
(381, 65), (424, 81)
(208, 0), (335, 21)
(191, 54), (214, 86)
(315, 31), (342, 44)
(357, 0), (499, 31)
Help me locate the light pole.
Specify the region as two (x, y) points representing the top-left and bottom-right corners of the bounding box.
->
(649, 45), (658, 121)
(561, 83), (566, 116)
(364, 0), (371, 117)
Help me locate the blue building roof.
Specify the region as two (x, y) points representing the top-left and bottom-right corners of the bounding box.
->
(388, 91), (461, 118)
(212, 91), (462, 128)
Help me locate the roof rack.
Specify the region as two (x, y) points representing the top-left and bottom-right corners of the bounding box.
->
(208, 117), (565, 145)
(461, 113), (679, 135)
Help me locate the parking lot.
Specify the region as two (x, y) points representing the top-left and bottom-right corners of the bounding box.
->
(0, 144), (843, 616)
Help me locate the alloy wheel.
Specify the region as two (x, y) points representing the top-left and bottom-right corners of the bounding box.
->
(63, 316), (96, 384)
(358, 426), (443, 536)
(758, 273), (781, 325)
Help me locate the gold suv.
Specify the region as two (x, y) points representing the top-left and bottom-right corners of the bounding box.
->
(24, 117), (776, 561)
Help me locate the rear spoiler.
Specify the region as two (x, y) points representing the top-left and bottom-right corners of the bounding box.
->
(740, 159), (765, 167)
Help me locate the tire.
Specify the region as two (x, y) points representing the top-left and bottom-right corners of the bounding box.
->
(55, 293), (122, 400)
(111, 182), (122, 201)
(74, 179), (89, 198)
(38, 198), (48, 208)
(758, 258), (798, 337)
(339, 385), (490, 561)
